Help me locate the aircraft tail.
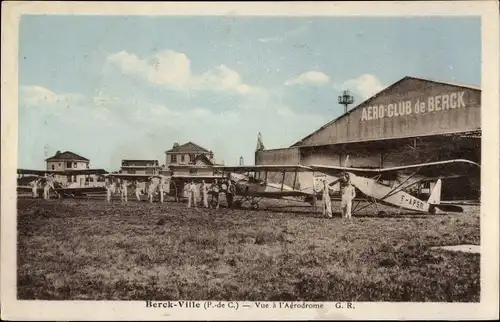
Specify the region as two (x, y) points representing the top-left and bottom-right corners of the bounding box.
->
(427, 179), (463, 213)
(427, 179), (442, 204)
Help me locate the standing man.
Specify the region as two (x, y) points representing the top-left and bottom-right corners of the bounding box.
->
(121, 180), (128, 203)
(159, 176), (166, 204)
(148, 177), (156, 204)
(134, 180), (142, 201)
(187, 180), (197, 208)
(201, 180), (209, 208)
(341, 174), (356, 219)
(43, 177), (53, 200)
(226, 179), (236, 208)
(211, 179), (220, 209)
(321, 179), (333, 218)
(31, 178), (40, 198)
(105, 178), (113, 203)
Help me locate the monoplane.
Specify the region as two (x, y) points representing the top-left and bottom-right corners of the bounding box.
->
(310, 159), (480, 215)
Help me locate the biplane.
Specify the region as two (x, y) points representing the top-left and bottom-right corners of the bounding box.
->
(17, 168), (109, 197)
(213, 165), (317, 208)
(310, 159), (481, 216)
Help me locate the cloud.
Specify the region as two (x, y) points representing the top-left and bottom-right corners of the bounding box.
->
(284, 71), (331, 86)
(20, 85), (116, 125)
(333, 74), (386, 100)
(20, 85), (84, 109)
(106, 49), (257, 95)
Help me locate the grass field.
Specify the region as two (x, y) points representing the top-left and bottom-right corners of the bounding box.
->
(17, 197), (480, 301)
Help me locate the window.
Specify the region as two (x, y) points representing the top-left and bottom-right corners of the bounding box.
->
(189, 154), (196, 162)
(128, 170), (136, 174)
(189, 168), (198, 175)
(181, 155), (185, 162)
(73, 163), (77, 168)
(171, 155), (177, 163)
(66, 162), (72, 168)
(68, 176), (72, 183)
(51, 165), (55, 170)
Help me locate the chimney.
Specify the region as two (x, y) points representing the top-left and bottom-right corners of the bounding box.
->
(173, 142), (179, 148)
(209, 150), (214, 159)
(56, 150), (61, 155)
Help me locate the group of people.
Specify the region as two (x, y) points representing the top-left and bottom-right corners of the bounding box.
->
(30, 175), (56, 200)
(104, 176), (168, 203)
(103, 176), (238, 209)
(318, 173), (356, 219)
(185, 178), (237, 209)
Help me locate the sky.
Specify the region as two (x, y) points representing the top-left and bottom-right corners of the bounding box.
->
(18, 15), (481, 171)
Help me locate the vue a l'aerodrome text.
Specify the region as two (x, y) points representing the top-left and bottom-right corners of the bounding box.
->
(145, 301), (355, 310)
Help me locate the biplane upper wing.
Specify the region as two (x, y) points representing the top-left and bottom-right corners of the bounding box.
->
(18, 168), (108, 176)
(171, 175), (224, 181)
(214, 165), (313, 173)
(106, 173), (158, 180)
(311, 159), (480, 181)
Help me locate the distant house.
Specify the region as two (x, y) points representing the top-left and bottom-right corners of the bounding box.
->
(165, 142), (214, 166)
(120, 159), (161, 190)
(165, 143), (221, 199)
(45, 150), (90, 186)
(120, 159), (160, 175)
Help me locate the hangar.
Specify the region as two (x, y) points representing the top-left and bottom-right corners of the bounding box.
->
(255, 76), (481, 201)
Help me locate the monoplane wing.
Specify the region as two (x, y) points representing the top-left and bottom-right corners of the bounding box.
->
(311, 159), (480, 181)
(214, 165), (313, 173)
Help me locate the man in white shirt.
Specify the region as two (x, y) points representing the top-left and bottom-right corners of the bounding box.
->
(321, 179), (333, 218)
(134, 181), (141, 201)
(201, 180), (209, 208)
(31, 178), (39, 198)
(105, 178), (113, 203)
(121, 180), (128, 202)
(341, 174), (356, 219)
(187, 180), (198, 208)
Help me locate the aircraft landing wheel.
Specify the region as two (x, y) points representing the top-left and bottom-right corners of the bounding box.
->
(377, 211), (387, 217)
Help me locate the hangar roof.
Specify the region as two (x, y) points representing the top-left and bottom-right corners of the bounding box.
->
(291, 76), (481, 147)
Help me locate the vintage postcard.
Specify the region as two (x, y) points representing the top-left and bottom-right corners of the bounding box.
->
(1, 1), (499, 320)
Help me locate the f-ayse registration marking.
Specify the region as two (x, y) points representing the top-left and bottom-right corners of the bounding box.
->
(361, 91), (467, 121)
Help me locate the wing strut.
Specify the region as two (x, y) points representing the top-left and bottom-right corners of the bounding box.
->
(377, 169), (421, 201)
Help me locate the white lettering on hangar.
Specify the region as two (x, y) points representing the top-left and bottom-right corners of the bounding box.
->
(360, 91), (467, 121)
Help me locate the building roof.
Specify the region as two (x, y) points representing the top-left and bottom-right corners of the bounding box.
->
(192, 154), (214, 166)
(165, 141), (210, 153)
(45, 151), (89, 162)
(290, 76), (481, 147)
